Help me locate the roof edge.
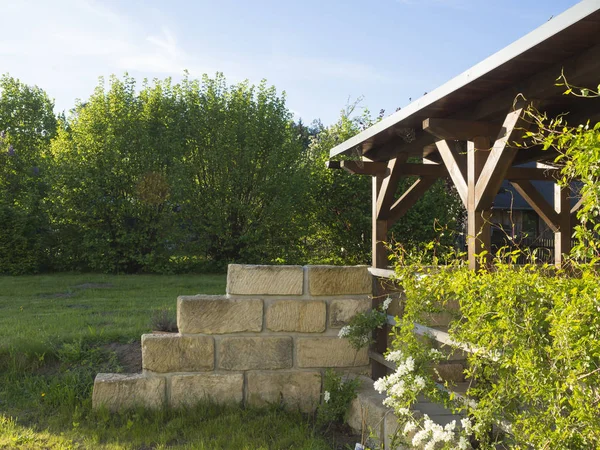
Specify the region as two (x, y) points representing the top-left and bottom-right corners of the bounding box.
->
(330, 0), (600, 158)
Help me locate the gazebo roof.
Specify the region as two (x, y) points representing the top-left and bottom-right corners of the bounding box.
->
(330, 1), (600, 164)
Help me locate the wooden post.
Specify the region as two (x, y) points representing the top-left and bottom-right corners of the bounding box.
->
(373, 173), (388, 269)
(467, 137), (491, 270)
(554, 183), (571, 268)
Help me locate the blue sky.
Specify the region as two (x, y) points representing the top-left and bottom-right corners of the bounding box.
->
(0, 0), (580, 125)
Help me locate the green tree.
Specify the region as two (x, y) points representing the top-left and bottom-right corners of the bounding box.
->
(0, 74), (57, 274)
(49, 73), (309, 272)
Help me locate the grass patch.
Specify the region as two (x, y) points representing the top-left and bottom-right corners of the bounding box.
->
(0, 274), (337, 449)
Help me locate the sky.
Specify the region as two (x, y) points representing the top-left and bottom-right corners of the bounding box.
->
(0, 0), (582, 126)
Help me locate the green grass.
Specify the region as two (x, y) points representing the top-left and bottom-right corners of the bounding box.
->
(0, 274), (337, 449)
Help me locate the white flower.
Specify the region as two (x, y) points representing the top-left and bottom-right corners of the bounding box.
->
(413, 375), (426, 390)
(385, 350), (404, 363)
(412, 429), (428, 447)
(458, 436), (469, 450)
(396, 407), (410, 416)
(461, 417), (473, 434)
(382, 296), (392, 311)
(403, 420), (417, 434)
(405, 356), (415, 372)
(373, 377), (387, 394)
(389, 380), (406, 397)
(444, 420), (456, 432)
(323, 390), (330, 403)
(338, 325), (351, 338)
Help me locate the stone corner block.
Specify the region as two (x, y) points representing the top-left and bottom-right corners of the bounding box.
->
(329, 298), (371, 328)
(92, 373), (165, 411)
(266, 300), (326, 333)
(307, 265), (372, 296)
(297, 337), (369, 368)
(170, 373), (243, 408)
(142, 334), (214, 373)
(347, 375), (393, 447)
(247, 371), (322, 413)
(177, 295), (263, 334)
(218, 337), (292, 370)
(226, 264), (304, 295)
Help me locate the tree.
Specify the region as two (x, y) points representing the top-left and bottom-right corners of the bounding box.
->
(49, 73), (310, 272)
(0, 74), (57, 274)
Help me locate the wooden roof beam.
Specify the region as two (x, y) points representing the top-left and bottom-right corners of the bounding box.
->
(325, 160), (389, 176)
(423, 118), (503, 140)
(376, 155), (408, 220)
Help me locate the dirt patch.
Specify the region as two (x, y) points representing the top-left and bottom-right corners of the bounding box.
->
(324, 423), (363, 450)
(73, 283), (114, 290)
(105, 342), (142, 373)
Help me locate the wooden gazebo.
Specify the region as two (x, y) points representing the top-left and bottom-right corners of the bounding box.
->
(328, 1), (600, 271)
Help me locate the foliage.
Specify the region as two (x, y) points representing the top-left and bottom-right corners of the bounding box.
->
(524, 76), (600, 262)
(49, 73), (309, 273)
(338, 296), (390, 350)
(0, 74), (57, 274)
(316, 369), (361, 428)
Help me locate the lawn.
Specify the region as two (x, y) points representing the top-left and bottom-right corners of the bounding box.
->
(0, 274), (337, 449)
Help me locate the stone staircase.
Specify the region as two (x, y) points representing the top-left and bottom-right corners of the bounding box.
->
(92, 264), (373, 412)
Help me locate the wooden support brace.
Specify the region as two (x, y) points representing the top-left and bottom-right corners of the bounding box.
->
(387, 177), (437, 226)
(436, 140), (468, 207)
(376, 154), (408, 220)
(474, 106), (530, 211)
(510, 180), (560, 232)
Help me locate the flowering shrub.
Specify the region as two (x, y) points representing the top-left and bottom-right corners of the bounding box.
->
(337, 297), (391, 350)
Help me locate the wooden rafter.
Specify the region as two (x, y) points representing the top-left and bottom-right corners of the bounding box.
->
(435, 140), (468, 207)
(423, 118), (502, 141)
(387, 177), (437, 225)
(510, 180), (560, 232)
(325, 160), (388, 176)
(474, 105), (531, 210)
(505, 167), (561, 181)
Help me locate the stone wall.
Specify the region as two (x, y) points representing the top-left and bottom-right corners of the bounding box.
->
(93, 264), (372, 413)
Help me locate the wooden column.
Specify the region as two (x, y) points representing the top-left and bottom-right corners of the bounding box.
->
(554, 183), (571, 268)
(372, 173), (388, 269)
(467, 137), (491, 270)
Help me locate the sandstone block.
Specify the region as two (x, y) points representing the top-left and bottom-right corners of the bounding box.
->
(227, 264), (303, 295)
(92, 373), (165, 411)
(142, 334), (214, 373)
(170, 373), (243, 407)
(329, 298), (371, 328)
(297, 338), (369, 367)
(246, 371), (321, 413)
(218, 337), (292, 370)
(347, 376), (390, 445)
(308, 265), (371, 296)
(266, 300), (326, 332)
(177, 295), (263, 334)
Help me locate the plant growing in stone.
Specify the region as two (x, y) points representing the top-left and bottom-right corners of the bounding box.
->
(149, 307), (178, 332)
(338, 297), (391, 350)
(316, 369), (361, 429)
